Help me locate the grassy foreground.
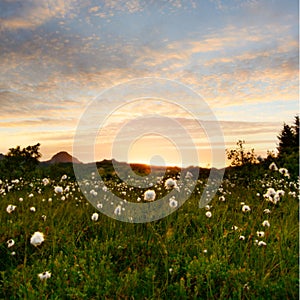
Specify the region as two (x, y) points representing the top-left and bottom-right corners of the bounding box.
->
(0, 168), (298, 299)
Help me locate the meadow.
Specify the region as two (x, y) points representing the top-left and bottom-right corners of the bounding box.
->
(0, 163), (299, 299)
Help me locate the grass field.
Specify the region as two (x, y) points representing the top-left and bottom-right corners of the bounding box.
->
(0, 166), (299, 299)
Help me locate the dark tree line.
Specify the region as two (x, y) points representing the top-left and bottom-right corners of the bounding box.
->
(0, 143), (41, 179)
(277, 115), (299, 158)
(226, 115), (299, 178)
(0, 115), (298, 180)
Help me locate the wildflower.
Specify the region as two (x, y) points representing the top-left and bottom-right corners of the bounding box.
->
(203, 249), (207, 253)
(264, 188), (276, 198)
(231, 225), (238, 230)
(262, 220), (270, 227)
(42, 178), (50, 186)
(256, 231), (265, 237)
(30, 231), (45, 247)
(164, 178), (179, 191)
(137, 197), (141, 202)
(279, 168), (290, 178)
(38, 271), (51, 281)
(219, 195), (225, 202)
(288, 191), (296, 197)
(19, 197), (23, 202)
(11, 251), (16, 256)
(169, 197), (178, 208)
(269, 162), (278, 171)
(41, 215), (47, 221)
(258, 241), (267, 247)
(7, 239), (15, 248)
(90, 189), (97, 196)
(61, 174), (67, 180)
(205, 211), (212, 218)
(6, 204), (17, 214)
(185, 171), (193, 179)
(114, 205), (122, 216)
(91, 212), (99, 221)
(205, 205), (211, 210)
(144, 190), (156, 201)
(239, 235), (245, 240)
(274, 192), (281, 203)
(263, 209), (271, 214)
(30, 207), (36, 212)
(54, 186), (63, 194)
(242, 205), (251, 212)
(276, 190), (285, 197)
(169, 268), (173, 274)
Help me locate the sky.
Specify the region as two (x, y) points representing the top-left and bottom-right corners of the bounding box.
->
(0, 0), (298, 167)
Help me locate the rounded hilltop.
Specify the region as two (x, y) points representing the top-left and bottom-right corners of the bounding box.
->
(47, 151), (82, 164)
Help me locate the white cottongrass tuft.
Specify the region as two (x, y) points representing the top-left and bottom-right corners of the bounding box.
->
(42, 178), (50, 186)
(7, 239), (15, 248)
(256, 231), (265, 238)
(258, 241), (267, 247)
(242, 205), (251, 212)
(169, 197), (178, 208)
(91, 212), (99, 221)
(6, 204), (16, 214)
(262, 220), (270, 227)
(30, 206), (36, 212)
(30, 231), (45, 247)
(90, 189), (97, 196)
(114, 205), (122, 216)
(205, 211), (212, 218)
(54, 186), (63, 194)
(263, 209), (271, 214)
(185, 171), (193, 179)
(38, 271), (51, 281)
(239, 236), (245, 241)
(144, 190), (156, 201)
(269, 162), (278, 171)
(219, 195), (225, 202)
(164, 178), (179, 191)
(276, 190), (285, 197)
(279, 168), (290, 178)
(61, 174), (67, 180)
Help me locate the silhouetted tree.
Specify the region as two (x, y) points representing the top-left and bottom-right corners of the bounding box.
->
(277, 116), (299, 157)
(0, 143), (41, 179)
(226, 140), (258, 167)
(276, 116), (299, 178)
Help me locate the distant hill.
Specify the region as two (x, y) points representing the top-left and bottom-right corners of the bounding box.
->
(44, 151), (82, 164)
(0, 154), (4, 161)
